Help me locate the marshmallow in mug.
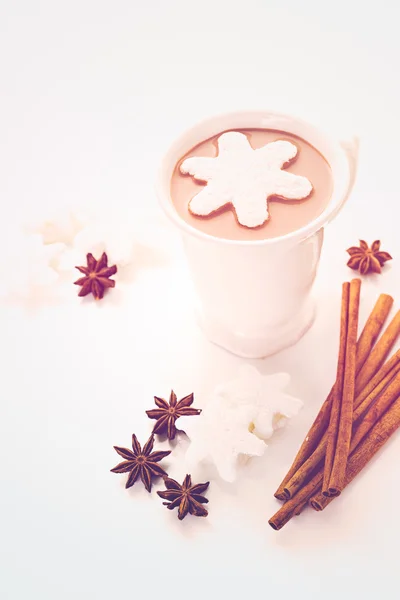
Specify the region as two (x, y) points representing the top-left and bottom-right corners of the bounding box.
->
(180, 131), (313, 228)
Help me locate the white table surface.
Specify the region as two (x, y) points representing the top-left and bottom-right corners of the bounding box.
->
(1, 2), (400, 599)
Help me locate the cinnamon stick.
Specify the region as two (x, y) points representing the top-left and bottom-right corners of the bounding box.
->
(270, 391), (400, 527)
(269, 471), (323, 530)
(309, 376), (400, 510)
(353, 349), (400, 416)
(282, 354), (400, 498)
(355, 294), (393, 373)
(274, 292), (394, 500)
(273, 389), (333, 500)
(350, 373), (400, 450)
(355, 309), (400, 395)
(323, 279), (361, 496)
(323, 282), (350, 494)
(283, 431), (328, 499)
(294, 500), (308, 516)
(353, 359), (400, 422)
(310, 394), (400, 512)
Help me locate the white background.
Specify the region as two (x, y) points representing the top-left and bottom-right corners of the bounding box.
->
(1, 1), (399, 599)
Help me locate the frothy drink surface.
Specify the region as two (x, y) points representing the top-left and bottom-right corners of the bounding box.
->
(170, 129), (334, 241)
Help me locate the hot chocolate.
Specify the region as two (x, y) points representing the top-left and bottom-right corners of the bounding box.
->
(170, 129), (334, 241)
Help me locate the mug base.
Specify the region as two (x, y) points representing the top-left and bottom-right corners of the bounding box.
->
(197, 300), (316, 359)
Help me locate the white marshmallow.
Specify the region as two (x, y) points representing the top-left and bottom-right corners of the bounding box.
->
(180, 364), (303, 482)
(180, 131), (313, 228)
(26, 207), (89, 245)
(0, 233), (64, 306)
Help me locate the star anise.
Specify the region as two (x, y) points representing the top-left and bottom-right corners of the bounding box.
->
(74, 252), (117, 299)
(347, 240), (392, 275)
(110, 433), (171, 492)
(145, 390), (201, 440)
(157, 474), (210, 520)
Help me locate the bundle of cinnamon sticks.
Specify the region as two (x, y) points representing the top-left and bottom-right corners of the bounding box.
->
(269, 280), (400, 530)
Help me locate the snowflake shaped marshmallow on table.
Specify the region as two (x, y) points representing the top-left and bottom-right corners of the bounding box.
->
(43, 219), (137, 285)
(26, 207), (89, 245)
(73, 221), (135, 267)
(0, 233), (64, 306)
(27, 206), (136, 267)
(180, 131), (313, 228)
(180, 365), (303, 482)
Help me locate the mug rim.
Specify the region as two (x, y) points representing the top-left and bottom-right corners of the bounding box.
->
(156, 110), (351, 247)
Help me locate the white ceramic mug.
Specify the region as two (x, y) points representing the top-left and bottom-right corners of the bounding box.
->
(156, 111), (358, 358)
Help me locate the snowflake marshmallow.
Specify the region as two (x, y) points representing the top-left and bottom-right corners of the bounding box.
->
(182, 396), (266, 483)
(26, 207), (89, 245)
(180, 131), (313, 228)
(73, 221), (135, 267)
(213, 364), (303, 440)
(0, 233), (64, 305)
(180, 364), (303, 482)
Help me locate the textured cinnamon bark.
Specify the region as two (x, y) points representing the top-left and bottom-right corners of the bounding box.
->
(323, 282), (350, 495)
(294, 500), (308, 516)
(270, 391), (400, 527)
(323, 279), (361, 496)
(353, 358), (400, 422)
(274, 292), (394, 500)
(353, 350), (400, 416)
(309, 378), (400, 509)
(355, 294), (393, 372)
(309, 491), (329, 511)
(273, 389), (333, 500)
(283, 431), (327, 499)
(310, 395), (400, 512)
(350, 374), (400, 450)
(269, 472), (323, 530)
(282, 355), (400, 498)
(355, 310), (400, 395)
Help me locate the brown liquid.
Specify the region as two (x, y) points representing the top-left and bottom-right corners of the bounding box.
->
(170, 129), (334, 241)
